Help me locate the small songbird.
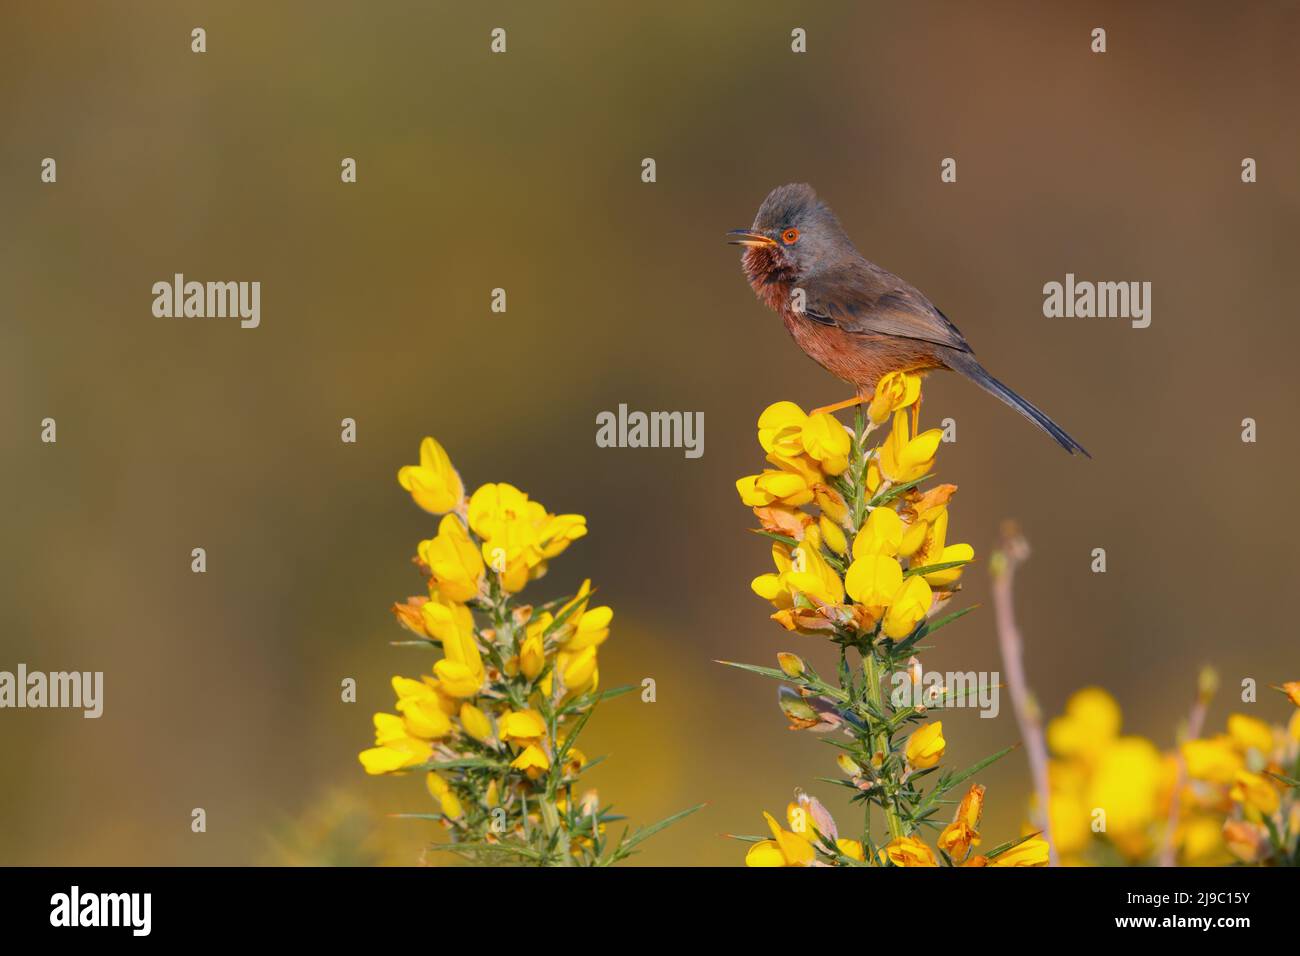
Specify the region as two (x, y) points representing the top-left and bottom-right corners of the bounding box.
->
(729, 183), (1088, 456)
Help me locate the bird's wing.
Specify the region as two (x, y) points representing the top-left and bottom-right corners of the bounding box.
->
(803, 262), (973, 354)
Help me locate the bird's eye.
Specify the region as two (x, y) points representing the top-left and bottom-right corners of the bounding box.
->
(781, 227), (800, 245)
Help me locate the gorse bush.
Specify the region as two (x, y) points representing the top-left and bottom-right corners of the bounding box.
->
(359, 437), (697, 865)
(1041, 680), (1300, 866)
(729, 374), (1048, 866)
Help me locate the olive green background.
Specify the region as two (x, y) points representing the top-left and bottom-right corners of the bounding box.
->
(2, 0), (1298, 865)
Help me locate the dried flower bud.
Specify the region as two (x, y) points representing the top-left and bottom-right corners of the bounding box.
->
(778, 687), (821, 730)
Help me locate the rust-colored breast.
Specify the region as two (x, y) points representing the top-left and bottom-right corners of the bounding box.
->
(780, 310), (942, 394)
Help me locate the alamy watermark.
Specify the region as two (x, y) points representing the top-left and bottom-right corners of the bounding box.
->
(50, 886), (150, 936)
(890, 668), (1000, 718)
(0, 664), (103, 718)
(1042, 273), (1150, 328)
(152, 273), (260, 328)
(595, 404), (703, 459)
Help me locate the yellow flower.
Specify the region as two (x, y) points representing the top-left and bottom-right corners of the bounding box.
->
(878, 409), (942, 484)
(458, 702), (494, 744)
(744, 811), (817, 867)
(566, 605), (612, 651)
(989, 837), (1050, 867)
(844, 553), (904, 608)
(881, 835), (938, 867)
(519, 630), (545, 681)
(865, 458), (882, 496)
(898, 518), (928, 558)
(909, 508), (974, 587)
(384, 671), (457, 738)
(882, 574), (932, 638)
(419, 592), (475, 645)
(853, 506), (903, 557)
(785, 538), (845, 606)
(431, 610), (485, 698)
(396, 692), (453, 739)
(1227, 713), (1273, 754)
(737, 470), (814, 508)
(818, 515), (847, 556)
(417, 515), (484, 603)
(814, 483), (850, 524)
(868, 371), (922, 425)
(751, 549), (792, 607)
(559, 645), (599, 694)
(467, 481), (533, 541)
(500, 709), (548, 744)
(1046, 776), (1092, 856)
(1182, 736), (1244, 785)
(836, 838), (865, 861)
(538, 513), (588, 560)
(426, 772), (464, 820)
(554, 579), (594, 628)
(757, 402), (807, 457)
(1229, 770), (1280, 819)
(756, 402), (850, 476)
(358, 713), (434, 775)
(800, 413), (850, 475)
(1047, 687), (1121, 759)
(1179, 813), (1228, 865)
(1087, 737), (1163, 837)
(510, 743), (550, 778)
(906, 721), (946, 769)
(468, 483), (586, 591)
(397, 437), (464, 514)
(938, 784), (984, 860)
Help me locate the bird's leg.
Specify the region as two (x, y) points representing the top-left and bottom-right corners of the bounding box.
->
(810, 394), (871, 417)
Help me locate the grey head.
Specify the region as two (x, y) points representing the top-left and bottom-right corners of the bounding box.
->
(727, 183), (856, 279)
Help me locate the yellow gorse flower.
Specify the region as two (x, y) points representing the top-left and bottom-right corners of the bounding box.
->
(466, 482), (587, 592)
(878, 409), (942, 484)
(744, 811), (817, 867)
(937, 783), (984, 861)
(906, 721), (946, 770)
(1230, 770), (1281, 819)
(363, 437), (696, 864)
(988, 837), (1051, 867)
(881, 835), (938, 867)
(398, 437), (464, 515)
(418, 515), (485, 603)
(868, 371), (922, 425)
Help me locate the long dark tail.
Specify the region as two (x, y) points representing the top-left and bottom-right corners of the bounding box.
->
(945, 352), (1090, 457)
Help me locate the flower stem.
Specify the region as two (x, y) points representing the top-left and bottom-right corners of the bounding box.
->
(990, 522), (1058, 866)
(863, 648), (904, 842)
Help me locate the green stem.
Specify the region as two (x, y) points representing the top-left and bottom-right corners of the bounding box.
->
(539, 795), (573, 865)
(863, 649), (904, 842)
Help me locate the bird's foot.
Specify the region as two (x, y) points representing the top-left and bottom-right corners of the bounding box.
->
(810, 394), (871, 417)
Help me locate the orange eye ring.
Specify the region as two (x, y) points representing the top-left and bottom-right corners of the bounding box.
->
(781, 227), (800, 245)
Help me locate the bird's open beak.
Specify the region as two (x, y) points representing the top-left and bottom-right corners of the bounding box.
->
(726, 228), (776, 248)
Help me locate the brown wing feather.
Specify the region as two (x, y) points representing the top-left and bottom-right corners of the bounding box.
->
(804, 260), (973, 354)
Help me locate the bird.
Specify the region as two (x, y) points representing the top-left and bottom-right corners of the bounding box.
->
(728, 182), (1089, 456)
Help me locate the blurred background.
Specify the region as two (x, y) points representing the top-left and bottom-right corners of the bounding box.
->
(2, 0), (1298, 865)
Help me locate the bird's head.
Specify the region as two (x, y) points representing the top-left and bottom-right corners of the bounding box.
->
(728, 183), (849, 284)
